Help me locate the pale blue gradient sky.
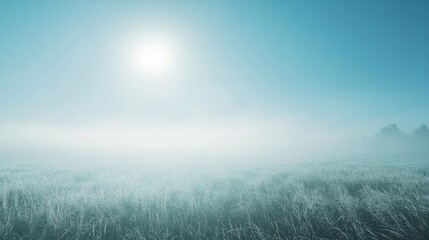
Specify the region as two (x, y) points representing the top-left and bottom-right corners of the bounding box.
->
(1, 1), (429, 158)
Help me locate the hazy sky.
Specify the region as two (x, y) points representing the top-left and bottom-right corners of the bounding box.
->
(1, 1), (428, 160)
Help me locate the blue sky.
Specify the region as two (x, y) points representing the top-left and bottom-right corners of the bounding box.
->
(1, 1), (429, 159)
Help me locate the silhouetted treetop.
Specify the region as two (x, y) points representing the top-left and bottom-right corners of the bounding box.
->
(414, 124), (429, 138)
(380, 123), (402, 137)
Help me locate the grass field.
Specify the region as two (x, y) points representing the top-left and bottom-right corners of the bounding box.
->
(1, 158), (429, 239)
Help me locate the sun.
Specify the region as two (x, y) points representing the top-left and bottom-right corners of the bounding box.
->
(133, 40), (173, 76)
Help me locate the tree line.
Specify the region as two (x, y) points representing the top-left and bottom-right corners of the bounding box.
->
(367, 123), (429, 157)
(378, 123), (429, 138)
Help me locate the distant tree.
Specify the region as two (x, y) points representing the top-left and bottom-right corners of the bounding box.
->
(380, 123), (402, 137)
(414, 124), (429, 138)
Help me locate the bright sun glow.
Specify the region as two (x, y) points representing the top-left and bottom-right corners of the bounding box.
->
(134, 40), (173, 76)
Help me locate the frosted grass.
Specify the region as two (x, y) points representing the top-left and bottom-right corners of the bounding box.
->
(1, 159), (429, 239)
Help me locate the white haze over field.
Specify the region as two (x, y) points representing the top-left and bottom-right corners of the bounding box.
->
(0, 116), (360, 162)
